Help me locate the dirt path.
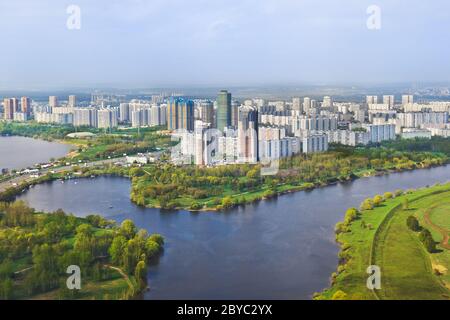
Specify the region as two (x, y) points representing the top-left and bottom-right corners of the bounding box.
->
(424, 210), (450, 250)
(104, 265), (134, 290)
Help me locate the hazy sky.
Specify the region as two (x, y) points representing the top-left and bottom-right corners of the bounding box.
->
(1, 0), (450, 89)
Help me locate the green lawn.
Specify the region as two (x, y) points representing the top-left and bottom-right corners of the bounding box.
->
(374, 193), (449, 299)
(318, 184), (450, 300)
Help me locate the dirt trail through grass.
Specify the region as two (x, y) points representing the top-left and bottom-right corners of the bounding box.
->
(424, 210), (450, 250)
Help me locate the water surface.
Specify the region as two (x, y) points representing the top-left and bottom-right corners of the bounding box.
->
(17, 166), (450, 299)
(0, 136), (71, 171)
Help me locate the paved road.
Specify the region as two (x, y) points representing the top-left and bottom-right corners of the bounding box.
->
(0, 157), (126, 193)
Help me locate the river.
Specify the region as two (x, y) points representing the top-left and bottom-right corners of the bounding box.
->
(16, 165), (450, 299)
(0, 136), (72, 171)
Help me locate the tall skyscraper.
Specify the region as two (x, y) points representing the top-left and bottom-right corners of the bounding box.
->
(68, 95), (77, 107)
(49, 96), (58, 108)
(167, 97), (194, 131)
(21, 97), (31, 115)
(3, 98), (14, 120)
(216, 90), (232, 132)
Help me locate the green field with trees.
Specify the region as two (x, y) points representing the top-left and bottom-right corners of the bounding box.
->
(0, 200), (164, 300)
(317, 184), (450, 300)
(129, 145), (447, 211)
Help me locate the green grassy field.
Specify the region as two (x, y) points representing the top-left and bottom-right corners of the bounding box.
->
(318, 184), (450, 300)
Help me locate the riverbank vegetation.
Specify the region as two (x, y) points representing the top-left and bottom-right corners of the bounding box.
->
(316, 184), (450, 300)
(129, 145), (447, 211)
(0, 200), (164, 300)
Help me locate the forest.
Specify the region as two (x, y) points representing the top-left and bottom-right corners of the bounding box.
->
(129, 143), (448, 211)
(0, 201), (164, 300)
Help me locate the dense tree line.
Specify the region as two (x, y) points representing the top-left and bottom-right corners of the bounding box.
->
(129, 146), (446, 210)
(0, 201), (163, 299)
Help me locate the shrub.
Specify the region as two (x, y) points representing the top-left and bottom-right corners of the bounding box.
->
(406, 216), (420, 232)
(331, 290), (348, 300)
(383, 192), (393, 200)
(373, 195), (383, 207)
(360, 198), (374, 211)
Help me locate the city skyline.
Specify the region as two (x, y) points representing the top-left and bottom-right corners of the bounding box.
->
(1, 0), (450, 90)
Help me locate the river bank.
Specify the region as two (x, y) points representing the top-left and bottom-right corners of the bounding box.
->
(14, 165), (450, 299)
(317, 183), (450, 300)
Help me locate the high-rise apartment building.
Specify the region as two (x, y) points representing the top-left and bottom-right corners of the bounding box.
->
(383, 95), (395, 109)
(49, 96), (58, 108)
(322, 96), (333, 108)
(167, 97), (194, 131)
(216, 90), (232, 132)
(402, 95), (414, 105)
(21, 97), (31, 115)
(74, 107), (98, 127)
(98, 108), (119, 129)
(366, 95), (378, 105)
(197, 101), (214, 126)
(292, 97), (303, 113)
(3, 98), (14, 120)
(237, 106), (258, 163)
(68, 95), (77, 108)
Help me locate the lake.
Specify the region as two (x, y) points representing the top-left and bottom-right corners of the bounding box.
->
(16, 165), (450, 299)
(0, 136), (72, 171)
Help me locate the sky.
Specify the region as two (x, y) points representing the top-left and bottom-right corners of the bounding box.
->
(1, 0), (450, 90)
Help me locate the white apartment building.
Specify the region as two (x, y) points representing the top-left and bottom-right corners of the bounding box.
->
(397, 112), (448, 128)
(301, 133), (329, 153)
(327, 130), (371, 146)
(74, 108), (98, 127)
(259, 137), (301, 161)
(35, 112), (73, 125)
(97, 108), (119, 129)
(362, 124), (396, 143)
(292, 115), (338, 133)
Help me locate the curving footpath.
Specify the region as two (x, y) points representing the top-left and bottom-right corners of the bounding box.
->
(424, 209), (450, 250)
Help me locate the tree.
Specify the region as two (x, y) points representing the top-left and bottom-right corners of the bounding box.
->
(383, 192), (393, 200)
(221, 197), (234, 209)
(344, 208), (358, 225)
(0, 279), (13, 299)
(419, 228), (436, 253)
(134, 260), (147, 290)
(373, 195), (383, 207)
(109, 235), (127, 266)
(360, 198), (374, 211)
(120, 220), (137, 240)
(423, 237), (436, 253)
(406, 216), (420, 232)
(331, 290), (348, 300)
